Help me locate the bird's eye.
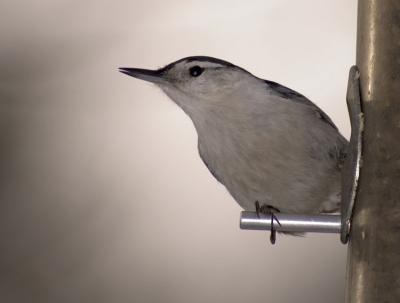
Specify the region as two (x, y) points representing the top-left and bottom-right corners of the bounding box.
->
(189, 66), (204, 77)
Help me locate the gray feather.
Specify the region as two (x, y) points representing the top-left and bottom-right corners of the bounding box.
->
(125, 56), (349, 221)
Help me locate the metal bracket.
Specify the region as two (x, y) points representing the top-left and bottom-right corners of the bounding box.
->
(340, 65), (363, 244)
(239, 66), (363, 242)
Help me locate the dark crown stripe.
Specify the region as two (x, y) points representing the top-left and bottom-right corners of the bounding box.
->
(159, 56), (236, 72)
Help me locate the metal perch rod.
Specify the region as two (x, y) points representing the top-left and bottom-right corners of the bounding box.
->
(240, 211), (341, 233)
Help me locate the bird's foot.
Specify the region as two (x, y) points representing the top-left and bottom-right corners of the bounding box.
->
(255, 201), (282, 244)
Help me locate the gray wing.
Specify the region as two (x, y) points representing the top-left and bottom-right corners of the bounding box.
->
(265, 79), (348, 171)
(264, 80), (338, 130)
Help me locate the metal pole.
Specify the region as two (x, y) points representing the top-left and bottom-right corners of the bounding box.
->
(346, 1), (400, 302)
(240, 212), (341, 233)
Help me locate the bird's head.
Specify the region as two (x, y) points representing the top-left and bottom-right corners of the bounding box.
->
(120, 56), (258, 112)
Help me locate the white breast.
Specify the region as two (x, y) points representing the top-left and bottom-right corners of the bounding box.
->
(192, 91), (344, 214)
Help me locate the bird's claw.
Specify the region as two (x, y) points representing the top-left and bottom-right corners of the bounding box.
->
(255, 201), (281, 244)
(269, 212), (282, 244)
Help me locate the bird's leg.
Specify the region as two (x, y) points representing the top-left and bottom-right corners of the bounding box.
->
(254, 202), (282, 244)
(264, 205), (282, 244)
(255, 201), (261, 218)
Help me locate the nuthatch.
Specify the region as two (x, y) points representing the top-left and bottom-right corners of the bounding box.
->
(120, 56), (348, 243)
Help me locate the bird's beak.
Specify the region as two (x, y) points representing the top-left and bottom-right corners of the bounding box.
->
(119, 67), (167, 85)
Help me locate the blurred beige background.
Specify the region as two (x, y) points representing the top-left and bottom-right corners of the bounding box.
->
(0, 1), (356, 302)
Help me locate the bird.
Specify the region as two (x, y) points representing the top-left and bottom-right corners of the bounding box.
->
(119, 56), (348, 243)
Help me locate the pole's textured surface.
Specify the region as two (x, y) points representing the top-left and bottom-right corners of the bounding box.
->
(346, 1), (400, 302)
